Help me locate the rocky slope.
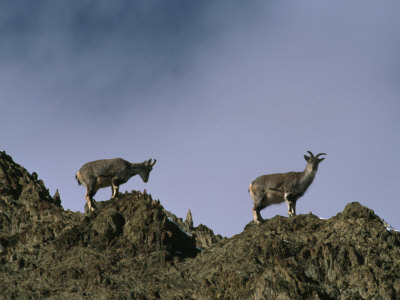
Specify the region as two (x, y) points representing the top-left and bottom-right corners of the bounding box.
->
(0, 150), (399, 299)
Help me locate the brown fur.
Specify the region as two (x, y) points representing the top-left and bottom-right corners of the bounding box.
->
(76, 158), (156, 211)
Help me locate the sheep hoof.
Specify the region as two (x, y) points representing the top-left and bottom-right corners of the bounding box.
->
(255, 219), (263, 225)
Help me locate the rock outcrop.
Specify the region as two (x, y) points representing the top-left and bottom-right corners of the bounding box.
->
(0, 151), (399, 299)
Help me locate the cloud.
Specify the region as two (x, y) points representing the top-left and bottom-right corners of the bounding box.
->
(0, 0), (266, 120)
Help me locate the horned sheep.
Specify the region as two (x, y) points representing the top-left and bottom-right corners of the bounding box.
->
(249, 151), (326, 224)
(76, 158), (156, 211)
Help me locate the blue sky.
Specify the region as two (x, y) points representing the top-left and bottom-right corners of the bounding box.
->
(1, 1), (400, 237)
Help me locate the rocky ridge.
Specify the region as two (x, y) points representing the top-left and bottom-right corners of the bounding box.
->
(0, 150), (399, 299)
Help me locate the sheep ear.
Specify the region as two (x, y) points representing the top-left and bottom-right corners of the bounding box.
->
(304, 155), (310, 162)
(318, 157), (325, 163)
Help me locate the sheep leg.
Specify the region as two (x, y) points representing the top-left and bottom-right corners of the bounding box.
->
(284, 193), (296, 217)
(252, 195), (266, 225)
(85, 179), (97, 212)
(252, 207), (264, 225)
(111, 184), (119, 199)
(111, 178), (120, 199)
(85, 190), (96, 212)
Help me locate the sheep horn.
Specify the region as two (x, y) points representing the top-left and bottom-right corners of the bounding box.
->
(307, 151), (314, 157)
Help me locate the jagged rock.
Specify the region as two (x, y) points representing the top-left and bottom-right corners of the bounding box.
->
(164, 209), (226, 250)
(0, 152), (400, 299)
(185, 209), (193, 229)
(56, 192), (197, 259)
(52, 189), (61, 207)
(0, 151), (68, 247)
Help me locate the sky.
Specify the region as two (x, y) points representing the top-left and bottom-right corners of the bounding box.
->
(1, 1), (399, 237)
